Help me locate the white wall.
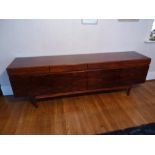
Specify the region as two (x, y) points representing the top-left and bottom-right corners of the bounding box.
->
(0, 19), (155, 95)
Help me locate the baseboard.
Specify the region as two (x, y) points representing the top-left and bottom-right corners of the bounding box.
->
(1, 85), (13, 96)
(146, 71), (155, 80)
(1, 71), (155, 96)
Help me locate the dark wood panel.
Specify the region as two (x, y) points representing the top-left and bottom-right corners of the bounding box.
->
(9, 71), (88, 97)
(35, 86), (130, 100)
(9, 74), (32, 97)
(50, 64), (87, 73)
(87, 60), (150, 70)
(7, 51), (151, 69)
(87, 66), (149, 90)
(30, 71), (87, 96)
(7, 66), (50, 75)
(87, 69), (122, 90)
(119, 66), (149, 85)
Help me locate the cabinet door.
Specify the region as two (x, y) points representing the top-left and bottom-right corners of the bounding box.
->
(31, 71), (87, 96)
(87, 66), (149, 90)
(9, 74), (32, 97)
(87, 69), (121, 90)
(119, 66), (149, 85)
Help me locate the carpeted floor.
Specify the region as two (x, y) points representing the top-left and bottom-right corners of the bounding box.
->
(102, 122), (155, 135)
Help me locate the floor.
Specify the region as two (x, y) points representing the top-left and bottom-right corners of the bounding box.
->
(0, 81), (155, 135)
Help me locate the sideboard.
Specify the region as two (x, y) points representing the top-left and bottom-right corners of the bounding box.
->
(7, 51), (151, 107)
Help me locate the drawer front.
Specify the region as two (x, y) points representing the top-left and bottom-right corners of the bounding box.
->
(87, 66), (149, 90)
(87, 60), (150, 70)
(119, 66), (149, 85)
(9, 71), (87, 97)
(87, 69), (121, 90)
(9, 74), (32, 97)
(50, 64), (87, 73)
(30, 71), (87, 96)
(7, 66), (50, 75)
(9, 65), (149, 97)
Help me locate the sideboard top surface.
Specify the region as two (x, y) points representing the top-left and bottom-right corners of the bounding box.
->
(8, 51), (151, 69)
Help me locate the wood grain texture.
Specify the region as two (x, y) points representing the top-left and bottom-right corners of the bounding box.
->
(7, 51), (151, 99)
(7, 51), (150, 69)
(0, 80), (155, 135)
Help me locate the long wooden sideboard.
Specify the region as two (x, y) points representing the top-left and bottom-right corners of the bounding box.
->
(7, 51), (151, 107)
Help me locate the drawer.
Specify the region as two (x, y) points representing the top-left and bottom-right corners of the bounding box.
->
(7, 66), (50, 75)
(50, 64), (87, 73)
(119, 66), (149, 85)
(87, 60), (150, 70)
(87, 69), (122, 90)
(9, 74), (33, 97)
(30, 71), (87, 96)
(87, 66), (149, 90)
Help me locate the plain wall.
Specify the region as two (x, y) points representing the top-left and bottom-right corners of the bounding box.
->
(0, 19), (155, 95)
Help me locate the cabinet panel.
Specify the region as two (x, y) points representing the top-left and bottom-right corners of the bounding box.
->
(87, 69), (121, 90)
(8, 66), (49, 75)
(30, 71), (87, 96)
(87, 61), (150, 70)
(50, 64), (87, 73)
(9, 74), (32, 97)
(87, 66), (149, 90)
(119, 66), (149, 85)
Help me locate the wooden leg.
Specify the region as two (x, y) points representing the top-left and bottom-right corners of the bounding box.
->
(127, 86), (132, 96)
(30, 97), (38, 108)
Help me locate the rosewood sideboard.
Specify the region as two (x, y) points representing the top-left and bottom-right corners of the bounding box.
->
(7, 51), (151, 107)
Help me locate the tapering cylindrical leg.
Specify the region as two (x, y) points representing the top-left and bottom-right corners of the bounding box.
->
(127, 86), (132, 96)
(30, 97), (38, 108)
